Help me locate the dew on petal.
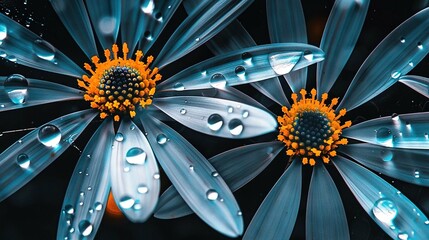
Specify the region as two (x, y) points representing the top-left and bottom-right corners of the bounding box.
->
(210, 74), (227, 88)
(125, 147), (146, 165)
(4, 74), (28, 105)
(207, 114), (223, 131)
(98, 16), (116, 35)
(115, 133), (124, 142)
(376, 127), (393, 145)
(400, 37), (406, 43)
(241, 52), (253, 65)
(235, 66), (246, 79)
(153, 173), (160, 179)
(173, 82), (185, 91)
(180, 108), (187, 115)
(227, 106), (234, 114)
(211, 171), (219, 177)
(391, 71), (401, 79)
(94, 202), (103, 211)
(391, 113), (399, 121)
(228, 119), (244, 136)
(0, 24), (7, 40)
(242, 110), (249, 118)
(64, 204), (74, 215)
(119, 196), (135, 209)
(206, 189), (218, 201)
(417, 42), (423, 50)
(137, 184), (149, 194)
(38, 124), (61, 147)
(32, 39), (56, 61)
(141, 0), (155, 14)
(16, 153), (30, 169)
(398, 232), (409, 240)
(156, 134), (168, 145)
(6, 55), (17, 62)
(78, 220), (93, 237)
(414, 170), (420, 178)
(372, 198), (398, 224)
(268, 52), (301, 75)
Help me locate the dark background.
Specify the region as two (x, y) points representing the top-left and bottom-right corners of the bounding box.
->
(1, 0), (429, 239)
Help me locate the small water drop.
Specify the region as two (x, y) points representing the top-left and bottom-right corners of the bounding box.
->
(372, 198), (398, 224)
(69, 227), (75, 233)
(38, 124), (61, 147)
(211, 171), (219, 177)
(0, 24), (7, 40)
(241, 52), (252, 64)
(155, 12), (163, 21)
(376, 128), (392, 145)
(173, 82), (185, 91)
(32, 39), (56, 61)
(210, 74), (227, 88)
(207, 114), (223, 131)
(425, 220), (429, 225)
(153, 173), (160, 179)
(94, 202), (103, 211)
(189, 165), (194, 171)
(6, 55), (17, 62)
(206, 189), (218, 201)
(156, 134), (168, 145)
(141, 0), (155, 14)
(391, 113), (399, 121)
(87, 186), (92, 191)
(88, 208), (94, 214)
(229, 119), (244, 136)
(0, 50), (6, 57)
(125, 147), (146, 165)
(242, 110), (249, 118)
(237, 211), (242, 216)
(64, 205), (74, 215)
(391, 71), (401, 79)
(123, 167), (130, 172)
(398, 232), (409, 240)
(414, 170), (420, 178)
(4, 74), (28, 104)
(409, 61), (414, 67)
(180, 108), (187, 115)
(235, 66), (246, 79)
(119, 196), (135, 209)
(269, 52), (301, 75)
(137, 184), (149, 194)
(144, 31), (153, 41)
(227, 106), (234, 113)
(115, 133), (124, 142)
(380, 150), (393, 162)
(303, 50), (314, 61)
(133, 203), (142, 210)
(195, 37), (200, 42)
(418, 42), (423, 50)
(78, 220), (93, 237)
(400, 37), (406, 43)
(16, 153), (30, 169)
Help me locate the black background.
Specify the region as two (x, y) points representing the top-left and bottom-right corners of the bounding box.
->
(1, 0), (429, 239)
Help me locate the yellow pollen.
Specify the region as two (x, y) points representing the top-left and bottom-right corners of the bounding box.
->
(78, 43), (162, 121)
(277, 88), (351, 166)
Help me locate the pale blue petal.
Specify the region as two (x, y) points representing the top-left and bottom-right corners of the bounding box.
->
(0, 76), (81, 112)
(267, 0), (308, 92)
(120, 0), (146, 52)
(340, 143), (429, 186)
(338, 7), (429, 111)
(155, 0), (255, 68)
(155, 141), (284, 219)
(153, 96), (277, 138)
(57, 119), (114, 240)
(0, 109), (96, 202)
(86, 0), (121, 51)
(157, 43), (324, 91)
(50, 0), (98, 59)
(0, 13), (85, 77)
(333, 156), (429, 239)
(306, 163), (349, 240)
(139, 113), (243, 237)
(317, 0), (369, 96)
(243, 159), (302, 240)
(110, 119), (160, 222)
(343, 112), (429, 149)
(399, 75), (429, 98)
(138, 0), (182, 54)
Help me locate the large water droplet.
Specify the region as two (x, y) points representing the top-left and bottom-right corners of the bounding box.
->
(380, 149), (393, 162)
(141, 0), (155, 14)
(269, 52), (301, 75)
(241, 52), (252, 64)
(235, 66), (246, 79)
(94, 202), (103, 211)
(376, 128), (392, 145)
(16, 153), (30, 169)
(303, 50), (314, 61)
(391, 113), (399, 121)
(125, 147), (146, 165)
(137, 184), (149, 194)
(156, 134), (167, 145)
(98, 16), (116, 35)
(398, 232), (409, 240)
(32, 39), (56, 61)
(206, 189), (218, 201)
(64, 204), (74, 215)
(4, 74), (28, 104)
(372, 198), (398, 224)
(207, 114), (223, 131)
(78, 220), (93, 237)
(229, 119), (244, 136)
(210, 74), (227, 88)
(119, 196), (135, 209)
(0, 24), (7, 40)
(6, 55), (16, 62)
(0, 50), (6, 57)
(173, 82), (185, 91)
(115, 133), (124, 142)
(38, 124), (61, 147)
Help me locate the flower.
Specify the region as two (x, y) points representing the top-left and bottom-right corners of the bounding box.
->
(0, 0), (324, 239)
(154, 1), (429, 239)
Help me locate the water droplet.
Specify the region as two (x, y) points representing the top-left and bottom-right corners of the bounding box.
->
(155, 12), (163, 21)
(235, 66), (246, 79)
(425, 220), (429, 225)
(0, 24), (7, 40)
(303, 50), (314, 61)
(237, 211), (242, 216)
(78, 220), (93, 237)
(269, 52), (301, 75)
(210, 74), (227, 88)
(125, 147), (146, 165)
(32, 39), (56, 61)
(376, 128), (392, 145)
(391, 113), (399, 121)
(4, 74), (28, 104)
(69, 227), (75, 233)
(38, 124), (61, 147)
(119, 196), (135, 209)
(372, 198), (398, 224)
(173, 82), (185, 91)
(94, 202), (103, 211)
(241, 52), (252, 64)
(133, 203), (142, 210)
(195, 37), (200, 42)
(400, 37), (406, 43)
(211, 171), (219, 177)
(409, 61), (414, 67)
(98, 16), (116, 35)
(137, 184), (149, 194)
(6, 55), (16, 62)
(123, 167), (130, 172)
(141, 0), (155, 14)
(156, 134), (167, 145)
(391, 71), (401, 79)
(206, 189), (218, 201)
(0, 50), (6, 57)
(153, 173), (160, 179)
(64, 205), (74, 215)
(418, 42), (423, 50)
(16, 154), (30, 169)
(398, 232), (409, 240)
(189, 165), (194, 171)
(242, 110), (249, 118)
(229, 119), (244, 136)
(144, 31), (153, 41)
(88, 208), (94, 214)
(207, 114), (223, 131)
(380, 150), (393, 162)
(115, 133), (124, 142)
(227, 106), (234, 113)
(180, 108), (187, 115)
(414, 170), (420, 178)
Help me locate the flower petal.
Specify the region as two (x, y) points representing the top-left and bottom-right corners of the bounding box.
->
(333, 156), (429, 239)
(243, 159), (302, 240)
(306, 163), (349, 240)
(340, 143), (429, 186)
(0, 109), (96, 203)
(267, 0), (308, 93)
(110, 119), (160, 222)
(343, 112), (429, 149)
(139, 113), (243, 237)
(57, 118), (114, 240)
(317, 0), (369, 96)
(155, 0), (255, 68)
(50, 0), (98, 58)
(155, 141), (284, 219)
(153, 96), (277, 138)
(0, 76), (81, 112)
(86, 0), (121, 51)
(157, 43), (324, 91)
(338, 7), (429, 111)
(399, 75), (429, 98)
(0, 13), (85, 77)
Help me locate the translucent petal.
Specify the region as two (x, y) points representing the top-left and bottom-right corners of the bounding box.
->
(0, 76), (81, 112)
(0, 13), (85, 77)
(110, 119), (160, 222)
(399, 75), (429, 98)
(306, 163), (349, 240)
(267, 0), (308, 92)
(333, 156), (429, 239)
(0, 109), (96, 203)
(138, 0), (182, 54)
(157, 43), (324, 91)
(57, 119), (114, 240)
(317, 0), (369, 96)
(155, 141), (284, 219)
(243, 159), (301, 240)
(343, 112), (429, 149)
(86, 0), (121, 51)
(138, 113), (243, 237)
(153, 96), (277, 138)
(340, 143), (429, 186)
(155, 0), (255, 68)
(50, 0), (98, 59)
(338, 7), (429, 111)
